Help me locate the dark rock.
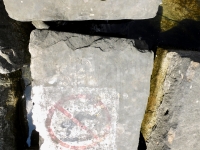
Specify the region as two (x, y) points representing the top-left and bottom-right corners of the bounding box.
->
(0, 0), (32, 74)
(0, 70), (28, 150)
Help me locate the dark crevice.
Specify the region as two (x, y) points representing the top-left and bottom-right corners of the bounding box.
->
(44, 19), (161, 53)
(138, 132), (147, 150)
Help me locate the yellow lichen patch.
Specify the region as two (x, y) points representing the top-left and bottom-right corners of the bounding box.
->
(160, 16), (179, 32)
(162, 0), (200, 21)
(160, 0), (200, 32)
(2, 70), (22, 121)
(141, 48), (170, 141)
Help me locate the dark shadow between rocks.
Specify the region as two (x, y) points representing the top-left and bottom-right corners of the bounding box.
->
(158, 19), (200, 51)
(0, 70), (28, 150)
(138, 132), (147, 150)
(0, 0), (34, 149)
(45, 14), (162, 53)
(9, 70), (28, 150)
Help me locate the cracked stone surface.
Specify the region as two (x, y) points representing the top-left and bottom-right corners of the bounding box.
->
(0, 0), (32, 74)
(29, 30), (154, 150)
(3, 0), (161, 21)
(147, 51), (200, 150)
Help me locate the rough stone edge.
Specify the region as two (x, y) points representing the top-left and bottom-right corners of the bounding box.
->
(2, 0), (160, 21)
(141, 48), (170, 141)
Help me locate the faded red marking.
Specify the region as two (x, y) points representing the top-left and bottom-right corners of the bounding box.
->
(46, 94), (111, 149)
(54, 103), (98, 139)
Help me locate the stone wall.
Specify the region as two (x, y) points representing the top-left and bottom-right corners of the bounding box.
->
(1, 0), (200, 150)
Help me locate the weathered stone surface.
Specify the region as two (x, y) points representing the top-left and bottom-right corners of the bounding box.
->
(3, 0), (161, 21)
(29, 30), (153, 150)
(146, 50), (200, 150)
(0, 0), (32, 74)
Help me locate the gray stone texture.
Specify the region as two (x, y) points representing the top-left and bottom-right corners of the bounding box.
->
(3, 0), (161, 21)
(147, 51), (200, 150)
(29, 30), (153, 150)
(32, 21), (49, 30)
(0, 0), (32, 74)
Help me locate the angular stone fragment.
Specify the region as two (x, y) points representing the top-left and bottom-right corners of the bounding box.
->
(29, 30), (153, 150)
(32, 21), (49, 30)
(0, 0), (32, 74)
(147, 50), (200, 150)
(3, 0), (161, 21)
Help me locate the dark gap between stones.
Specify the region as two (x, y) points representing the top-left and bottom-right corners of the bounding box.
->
(45, 19), (160, 53)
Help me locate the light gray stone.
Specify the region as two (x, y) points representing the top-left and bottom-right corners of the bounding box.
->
(3, 0), (161, 21)
(29, 30), (153, 150)
(32, 21), (49, 29)
(147, 51), (200, 150)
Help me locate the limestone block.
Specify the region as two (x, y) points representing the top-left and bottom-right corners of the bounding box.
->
(3, 0), (161, 21)
(29, 30), (153, 150)
(32, 21), (49, 30)
(147, 50), (200, 150)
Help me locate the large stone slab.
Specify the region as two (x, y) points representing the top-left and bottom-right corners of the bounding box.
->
(3, 0), (161, 21)
(147, 50), (200, 150)
(29, 30), (153, 150)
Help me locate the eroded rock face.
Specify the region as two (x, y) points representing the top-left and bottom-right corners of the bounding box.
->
(0, 0), (32, 74)
(29, 30), (153, 150)
(3, 0), (161, 21)
(146, 51), (200, 150)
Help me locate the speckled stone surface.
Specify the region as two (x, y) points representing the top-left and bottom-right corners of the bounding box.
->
(147, 51), (200, 150)
(3, 0), (161, 21)
(29, 30), (153, 150)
